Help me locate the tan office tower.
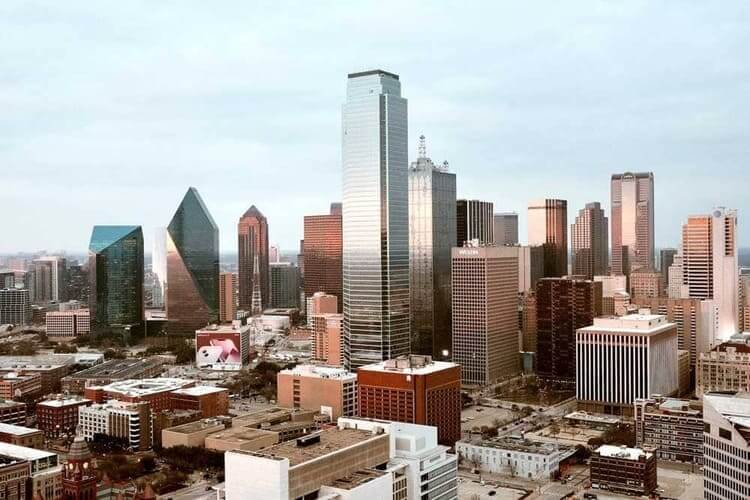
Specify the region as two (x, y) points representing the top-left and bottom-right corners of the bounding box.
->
(682, 208), (738, 340)
(303, 205), (343, 312)
(629, 268), (663, 299)
(571, 202), (608, 279)
(452, 245), (519, 385)
(219, 272), (237, 323)
(311, 313), (344, 367)
(611, 172), (655, 276)
(528, 199), (568, 278)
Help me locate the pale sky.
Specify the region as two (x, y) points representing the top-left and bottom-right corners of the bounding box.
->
(2, 1), (749, 255)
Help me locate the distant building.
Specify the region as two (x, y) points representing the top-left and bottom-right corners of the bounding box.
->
(61, 358), (165, 394)
(31, 256), (67, 303)
(46, 309), (90, 339)
(456, 199), (493, 246)
(238, 205), (270, 311)
(610, 172), (655, 276)
(310, 313), (343, 367)
(659, 248), (677, 291)
(277, 365), (357, 420)
(152, 226), (168, 308)
(78, 401), (152, 451)
(629, 268), (663, 299)
(595, 275), (628, 316)
(528, 199), (568, 278)
(521, 292), (537, 353)
(667, 247), (689, 299)
(634, 396), (703, 465)
(697, 342), (750, 397)
(36, 396), (92, 438)
(590, 445), (657, 496)
(219, 272), (238, 323)
(570, 202), (608, 279)
(303, 205), (343, 312)
(270, 263), (300, 309)
(456, 437), (575, 479)
(0, 288), (31, 326)
(306, 292), (337, 325)
(493, 212), (519, 246)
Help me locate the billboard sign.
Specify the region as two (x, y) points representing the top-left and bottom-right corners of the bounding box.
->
(196, 332), (243, 371)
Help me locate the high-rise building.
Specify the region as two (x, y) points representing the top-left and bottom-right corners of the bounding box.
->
(88, 226), (144, 335)
(166, 187), (219, 335)
(408, 135), (456, 359)
(276, 364), (357, 419)
(521, 292), (537, 353)
(667, 248), (689, 299)
(512, 245), (545, 293)
(238, 205), (269, 310)
(311, 313), (343, 367)
(570, 202), (608, 279)
(270, 262), (300, 308)
(595, 275), (628, 316)
(456, 199), (493, 246)
(0, 271), (14, 290)
(528, 199), (568, 278)
(32, 256), (67, 303)
(452, 245), (519, 385)
(740, 268), (750, 332)
(302, 205), (342, 311)
(629, 268), (663, 299)
(610, 172), (655, 276)
(219, 272), (238, 323)
(152, 226), (168, 309)
(536, 277), (602, 383)
(342, 69), (409, 369)
(493, 212), (519, 246)
(659, 248), (677, 291)
(682, 208), (738, 340)
(357, 355), (461, 447)
(65, 263), (89, 304)
(0, 289), (31, 326)
(269, 245), (281, 264)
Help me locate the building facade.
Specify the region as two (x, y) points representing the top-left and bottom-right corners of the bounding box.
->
(78, 401), (152, 451)
(310, 313), (343, 367)
(697, 343), (750, 397)
(703, 392), (750, 500)
(456, 438), (574, 479)
(590, 445), (657, 496)
(528, 199), (568, 278)
(0, 289), (31, 326)
(270, 263), (300, 309)
(218, 272), (238, 323)
(610, 172), (655, 276)
(634, 397), (703, 465)
(277, 365), (357, 420)
(302, 206), (343, 312)
(493, 212), (519, 246)
(570, 202), (608, 279)
(46, 310), (90, 339)
(238, 205), (270, 311)
(36, 397), (92, 438)
(629, 268), (664, 299)
(456, 199), (493, 246)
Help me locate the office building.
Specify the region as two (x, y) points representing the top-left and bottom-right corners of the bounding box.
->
(590, 445), (657, 496)
(85, 378), (195, 413)
(703, 392), (750, 500)
(45, 309), (90, 339)
(521, 292), (537, 353)
(577, 314), (678, 416)
(634, 396), (703, 465)
(61, 357), (165, 394)
(169, 386), (229, 417)
(238, 205), (270, 311)
(452, 245), (519, 385)
(342, 70), (410, 369)
(513, 245), (545, 293)
(306, 292), (337, 320)
(36, 396), (92, 438)
(493, 212), (519, 246)
(0, 401), (26, 426)
(570, 202), (608, 279)
(697, 341), (750, 397)
(78, 401), (152, 451)
(0, 453), (29, 499)
(408, 136), (456, 358)
(218, 272), (238, 323)
(166, 187), (219, 335)
(277, 364), (357, 420)
(0, 288), (31, 326)
(270, 262), (300, 309)
(31, 256), (66, 303)
(310, 313), (343, 367)
(668, 248), (689, 299)
(456, 199), (493, 246)
(528, 199), (568, 278)
(357, 355), (461, 447)
(682, 208), (739, 340)
(629, 268), (663, 298)
(151, 226), (168, 309)
(456, 437), (575, 479)
(65, 263), (89, 304)
(660, 248), (677, 291)
(536, 277), (602, 383)
(595, 275), (628, 316)
(0, 442), (62, 500)
(0, 271), (14, 290)
(610, 172), (655, 276)
(303, 205), (343, 312)
(0, 373), (41, 400)
(0, 423), (43, 449)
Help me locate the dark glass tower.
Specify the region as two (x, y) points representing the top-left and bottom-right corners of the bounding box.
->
(167, 187), (219, 335)
(88, 225), (144, 334)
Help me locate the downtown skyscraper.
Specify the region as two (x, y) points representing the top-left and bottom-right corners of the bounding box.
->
(570, 202), (608, 279)
(303, 203), (343, 312)
(611, 172), (655, 276)
(528, 199), (568, 278)
(238, 205), (269, 311)
(166, 187), (219, 335)
(342, 69), (409, 369)
(456, 199), (494, 246)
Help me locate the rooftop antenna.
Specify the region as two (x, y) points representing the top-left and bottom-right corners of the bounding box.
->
(418, 135), (427, 159)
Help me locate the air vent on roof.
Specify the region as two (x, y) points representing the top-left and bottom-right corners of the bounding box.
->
(296, 433), (321, 447)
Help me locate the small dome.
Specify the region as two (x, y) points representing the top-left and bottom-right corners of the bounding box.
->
(68, 436), (92, 462)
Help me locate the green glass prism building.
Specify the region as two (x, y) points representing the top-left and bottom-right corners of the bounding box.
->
(166, 187), (219, 335)
(88, 225), (144, 334)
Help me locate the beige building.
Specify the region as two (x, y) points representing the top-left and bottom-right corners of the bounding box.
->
(521, 292), (537, 353)
(45, 309), (90, 339)
(629, 268), (663, 299)
(595, 275), (628, 316)
(310, 313), (343, 367)
(162, 418), (225, 448)
(696, 341), (750, 397)
(276, 364), (357, 419)
(306, 292), (337, 319)
(218, 272), (238, 323)
(570, 202), (608, 279)
(205, 427), (279, 452)
(634, 396), (703, 465)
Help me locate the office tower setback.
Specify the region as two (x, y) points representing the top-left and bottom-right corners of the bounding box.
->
(408, 136), (456, 358)
(611, 172), (655, 276)
(528, 199), (568, 278)
(659, 248), (677, 291)
(629, 268), (663, 299)
(570, 202), (608, 279)
(88, 226), (144, 335)
(270, 262), (300, 308)
(536, 277), (602, 383)
(456, 199), (493, 246)
(682, 208), (738, 340)
(238, 205), (269, 310)
(219, 272), (238, 322)
(0, 289), (31, 326)
(166, 188), (219, 335)
(493, 212), (519, 246)
(342, 69), (409, 369)
(152, 227), (168, 308)
(452, 245), (519, 385)
(302, 204), (343, 311)
(595, 275), (628, 316)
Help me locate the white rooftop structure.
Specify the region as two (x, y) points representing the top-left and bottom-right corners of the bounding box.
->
(280, 364), (356, 381)
(704, 392), (750, 428)
(596, 444), (652, 461)
(0, 441), (57, 462)
(0, 423), (40, 436)
(171, 386), (227, 397)
(359, 355), (458, 376)
(101, 378), (194, 397)
(580, 311), (675, 335)
(37, 396), (91, 408)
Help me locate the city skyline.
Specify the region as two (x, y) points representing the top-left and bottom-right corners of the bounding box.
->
(3, 2), (749, 254)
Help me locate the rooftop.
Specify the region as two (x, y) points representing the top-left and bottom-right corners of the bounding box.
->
(359, 355), (457, 375)
(347, 69), (399, 80)
(103, 378), (193, 396)
(580, 312), (675, 335)
(462, 437), (573, 456)
(280, 364), (356, 380)
(37, 396), (91, 408)
(704, 392), (750, 430)
(564, 411), (621, 425)
(171, 386), (227, 397)
(324, 469), (387, 491)
(63, 357), (163, 380)
(596, 445), (652, 460)
(0, 423), (41, 436)
(0, 442), (57, 462)
(196, 323), (251, 334)
(166, 419), (225, 435)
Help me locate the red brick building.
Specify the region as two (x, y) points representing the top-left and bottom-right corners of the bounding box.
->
(357, 355), (461, 447)
(0, 401), (26, 426)
(0, 373), (41, 400)
(169, 387), (229, 417)
(36, 397), (92, 437)
(84, 378), (194, 413)
(303, 206), (343, 312)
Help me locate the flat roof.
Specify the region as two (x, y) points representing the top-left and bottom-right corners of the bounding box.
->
(564, 411), (621, 425)
(359, 356), (457, 376)
(461, 437), (573, 456)
(171, 386), (227, 397)
(347, 69), (399, 80)
(280, 364), (356, 380)
(596, 445), (652, 460)
(166, 419), (225, 435)
(0, 442), (56, 461)
(0, 423), (40, 436)
(196, 324), (251, 334)
(579, 313), (675, 335)
(37, 397), (91, 408)
(64, 357), (163, 379)
(324, 469), (387, 490)
(103, 378), (193, 396)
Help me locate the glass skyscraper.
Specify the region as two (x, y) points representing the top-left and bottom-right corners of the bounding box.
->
(88, 225), (144, 334)
(166, 187), (219, 335)
(342, 69), (410, 369)
(611, 172), (655, 276)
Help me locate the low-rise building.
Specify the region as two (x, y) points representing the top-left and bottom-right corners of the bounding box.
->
(152, 409), (203, 448)
(590, 445), (657, 496)
(84, 377), (194, 412)
(60, 357), (165, 394)
(634, 396), (703, 464)
(277, 364), (356, 420)
(697, 343), (750, 397)
(0, 400), (26, 426)
(195, 322), (252, 371)
(0, 362), (70, 395)
(0, 442), (62, 500)
(45, 309), (90, 339)
(36, 396), (92, 438)
(162, 418), (226, 449)
(456, 437), (575, 480)
(169, 386), (229, 417)
(0, 373), (41, 400)
(0, 423), (44, 449)
(0, 454), (29, 499)
(78, 401), (152, 451)
(703, 392), (750, 500)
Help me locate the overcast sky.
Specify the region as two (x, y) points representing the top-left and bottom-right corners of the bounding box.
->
(2, 1), (749, 255)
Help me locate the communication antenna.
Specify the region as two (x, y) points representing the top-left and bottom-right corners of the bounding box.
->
(418, 135), (427, 159)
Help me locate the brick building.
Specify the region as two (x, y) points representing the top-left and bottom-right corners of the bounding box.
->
(61, 357), (164, 394)
(36, 396), (92, 438)
(590, 445), (657, 496)
(0, 401), (26, 426)
(169, 386), (229, 417)
(0, 373), (41, 400)
(277, 365), (356, 419)
(84, 378), (194, 413)
(0, 423), (44, 449)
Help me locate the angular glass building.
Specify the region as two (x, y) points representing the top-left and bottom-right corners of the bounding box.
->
(342, 69), (410, 369)
(166, 187), (219, 335)
(88, 225), (144, 334)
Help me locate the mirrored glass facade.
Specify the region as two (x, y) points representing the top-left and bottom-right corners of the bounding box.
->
(167, 187), (219, 335)
(88, 225), (144, 333)
(342, 70), (410, 369)
(611, 172), (654, 276)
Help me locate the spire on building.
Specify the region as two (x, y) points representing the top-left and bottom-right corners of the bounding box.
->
(418, 134), (427, 159)
(251, 255), (262, 316)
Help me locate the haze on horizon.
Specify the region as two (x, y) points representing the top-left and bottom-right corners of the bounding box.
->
(2, 1), (749, 255)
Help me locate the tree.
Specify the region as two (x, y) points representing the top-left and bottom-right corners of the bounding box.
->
(54, 343), (78, 353)
(172, 341), (194, 364)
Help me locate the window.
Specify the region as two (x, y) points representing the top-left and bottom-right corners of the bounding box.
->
(719, 428), (732, 441)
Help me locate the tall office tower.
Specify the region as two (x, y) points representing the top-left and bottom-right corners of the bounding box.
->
(219, 272), (238, 322)
(408, 135), (456, 358)
(152, 227), (168, 308)
(456, 199), (494, 246)
(528, 199), (568, 278)
(521, 292), (537, 352)
(238, 205), (269, 310)
(659, 248), (677, 291)
(32, 256), (67, 303)
(682, 208), (738, 339)
(536, 277), (602, 383)
(270, 262), (300, 308)
(88, 226), (144, 335)
(452, 245), (519, 385)
(611, 172), (655, 276)
(65, 263), (89, 304)
(513, 245), (545, 293)
(0, 289), (31, 325)
(493, 212), (519, 246)
(166, 187), (219, 335)
(342, 69), (410, 369)
(629, 268), (663, 298)
(0, 270), (15, 289)
(269, 245), (280, 264)
(570, 202), (608, 279)
(303, 204), (343, 312)
(668, 248), (689, 299)
(740, 269), (750, 332)
(702, 392), (750, 500)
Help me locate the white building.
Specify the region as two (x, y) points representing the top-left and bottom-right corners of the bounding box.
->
(456, 437), (574, 480)
(667, 248), (689, 299)
(703, 392), (750, 500)
(78, 400), (151, 450)
(576, 313), (678, 416)
(46, 309), (90, 338)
